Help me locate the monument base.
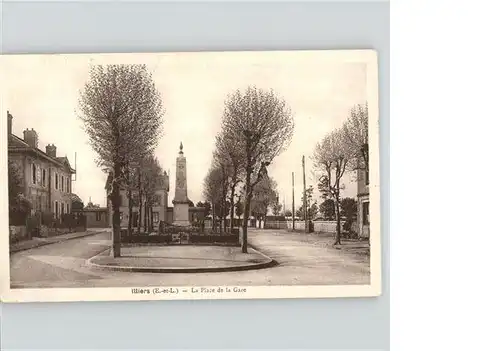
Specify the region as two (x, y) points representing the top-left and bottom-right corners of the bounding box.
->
(173, 220), (190, 227)
(173, 203), (190, 227)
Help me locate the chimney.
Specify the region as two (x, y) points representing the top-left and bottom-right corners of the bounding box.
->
(46, 144), (57, 157)
(7, 111), (13, 136)
(23, 128), (38, 148)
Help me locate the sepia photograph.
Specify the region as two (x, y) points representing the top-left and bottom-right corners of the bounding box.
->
(0, 50), (381, 303)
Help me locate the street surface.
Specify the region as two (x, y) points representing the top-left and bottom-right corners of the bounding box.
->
(10, 229), (370, 288)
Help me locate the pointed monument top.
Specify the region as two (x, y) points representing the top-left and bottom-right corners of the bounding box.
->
(179, 141), (184, 154)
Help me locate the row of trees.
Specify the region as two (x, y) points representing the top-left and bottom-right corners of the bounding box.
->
(203, 86), (294, 253)
(79, 64), (165, 257)
(312, 103), (369, 245)
(122, 155), (166, 235)
(203, 140), (282, 233)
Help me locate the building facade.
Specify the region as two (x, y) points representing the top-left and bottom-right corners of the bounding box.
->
(7, 111), (75, 219)
(357, 162), (370, 238)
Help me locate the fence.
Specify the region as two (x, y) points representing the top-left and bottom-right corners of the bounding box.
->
(263, 220), (358, 236)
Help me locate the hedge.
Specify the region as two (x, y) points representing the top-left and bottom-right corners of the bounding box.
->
(121, 233), (239, 245)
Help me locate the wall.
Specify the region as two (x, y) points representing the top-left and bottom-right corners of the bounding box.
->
(83, 210), (108, 228)
(357, 167), (370, 197)
(264, 220), (357, 235)
(356, 167), (370, 238)
(264, 221), (288, 229)
(9, 226), (29, 243)
(50, 165), (73, 217)
(358, 194), (370, 238)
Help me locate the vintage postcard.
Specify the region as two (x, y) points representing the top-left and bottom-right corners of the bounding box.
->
(0, 49), (381, 303)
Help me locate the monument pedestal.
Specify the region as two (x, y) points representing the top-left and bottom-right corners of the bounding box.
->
(173, 142), (191, 227)
(173, 202), (190, 227)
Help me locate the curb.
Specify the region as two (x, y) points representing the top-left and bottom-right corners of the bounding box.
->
(86, 247), (278, 274)
(10, 230), (107, 254)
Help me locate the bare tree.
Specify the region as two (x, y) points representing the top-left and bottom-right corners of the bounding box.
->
(124, 161), (139, 235)
(271, 201), (282, 216)
(221, 86), (294, 253)
(203, 165), (225, 231)
(313, 129), (352, 245)
(214, 132), (244, 232)
(342, 103), (369, 172)
(251, 175), (278, 228)
(141, 155), (164, 233)
(78, 64), (164, 257)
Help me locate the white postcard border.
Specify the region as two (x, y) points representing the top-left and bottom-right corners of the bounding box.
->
(0, 49), (382, 303)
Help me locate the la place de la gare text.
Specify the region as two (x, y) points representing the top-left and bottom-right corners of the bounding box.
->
(131, 286), (248, 295)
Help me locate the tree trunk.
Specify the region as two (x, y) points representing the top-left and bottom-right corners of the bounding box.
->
(137, 171), (142, 232)
(127, 188), (133, 236)
(334, 195), (342, 245)
(149, 206), (153, 232)
(229, 185), (236, 232)
(144, 202), (148, 233)
(222, 199), (227, 234)
(241, 171), (252, 253)
(111, 163), (121, 257)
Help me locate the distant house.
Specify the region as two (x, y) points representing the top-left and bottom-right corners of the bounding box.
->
(81, 207), (109, 228)
(75, 202), (109, 228)
(357, 157), (370, 238)
(7, 111), (76, 218)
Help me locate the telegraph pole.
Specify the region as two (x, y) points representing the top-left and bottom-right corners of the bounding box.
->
(292, 172), (295, 231)
(302, 155), (308, 233)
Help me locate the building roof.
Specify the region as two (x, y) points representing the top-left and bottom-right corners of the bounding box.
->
(8, 134), (76, 173)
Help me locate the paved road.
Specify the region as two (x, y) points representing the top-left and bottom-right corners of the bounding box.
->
(10, 229), (370, 289)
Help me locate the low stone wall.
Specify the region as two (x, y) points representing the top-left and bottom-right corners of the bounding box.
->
(265, 220), (358, 235)
(264, 221), (288, 229)
(9, 226), (30, 243)
(40, 225), (86, 238)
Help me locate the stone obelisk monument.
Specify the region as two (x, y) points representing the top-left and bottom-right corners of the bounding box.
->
(173, 142), (190, 226)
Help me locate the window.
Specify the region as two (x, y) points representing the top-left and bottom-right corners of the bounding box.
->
(96, 211), (102, 221)
(61, 203), (65, 215)
(67, 203), (70, 214)
(153, 212), (159, 223)
(32, 164), (36, 184)
(365, 169), (369, 185)
(55, 173), (58, 190)
(36, 165), (41, 185)
(67, 178), (70, 193)
(362, 201), (370, 225)
(55, 201), (59, 218)
(42, 169), (46, 187)
(62, 175), (65, 192)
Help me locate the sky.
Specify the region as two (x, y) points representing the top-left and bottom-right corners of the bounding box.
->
(2, 51), (369, 210)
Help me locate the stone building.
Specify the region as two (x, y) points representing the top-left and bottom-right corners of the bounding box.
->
(81, 207), (109, 228)
(7, 111), (75, 218)
(357, 159), (370, 238)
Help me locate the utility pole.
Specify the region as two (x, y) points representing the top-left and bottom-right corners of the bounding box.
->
(292, 172), (295, 231)
(302, 155), (308, 233)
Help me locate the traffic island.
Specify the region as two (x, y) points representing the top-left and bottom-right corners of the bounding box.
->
(86, 245), (276, 273)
